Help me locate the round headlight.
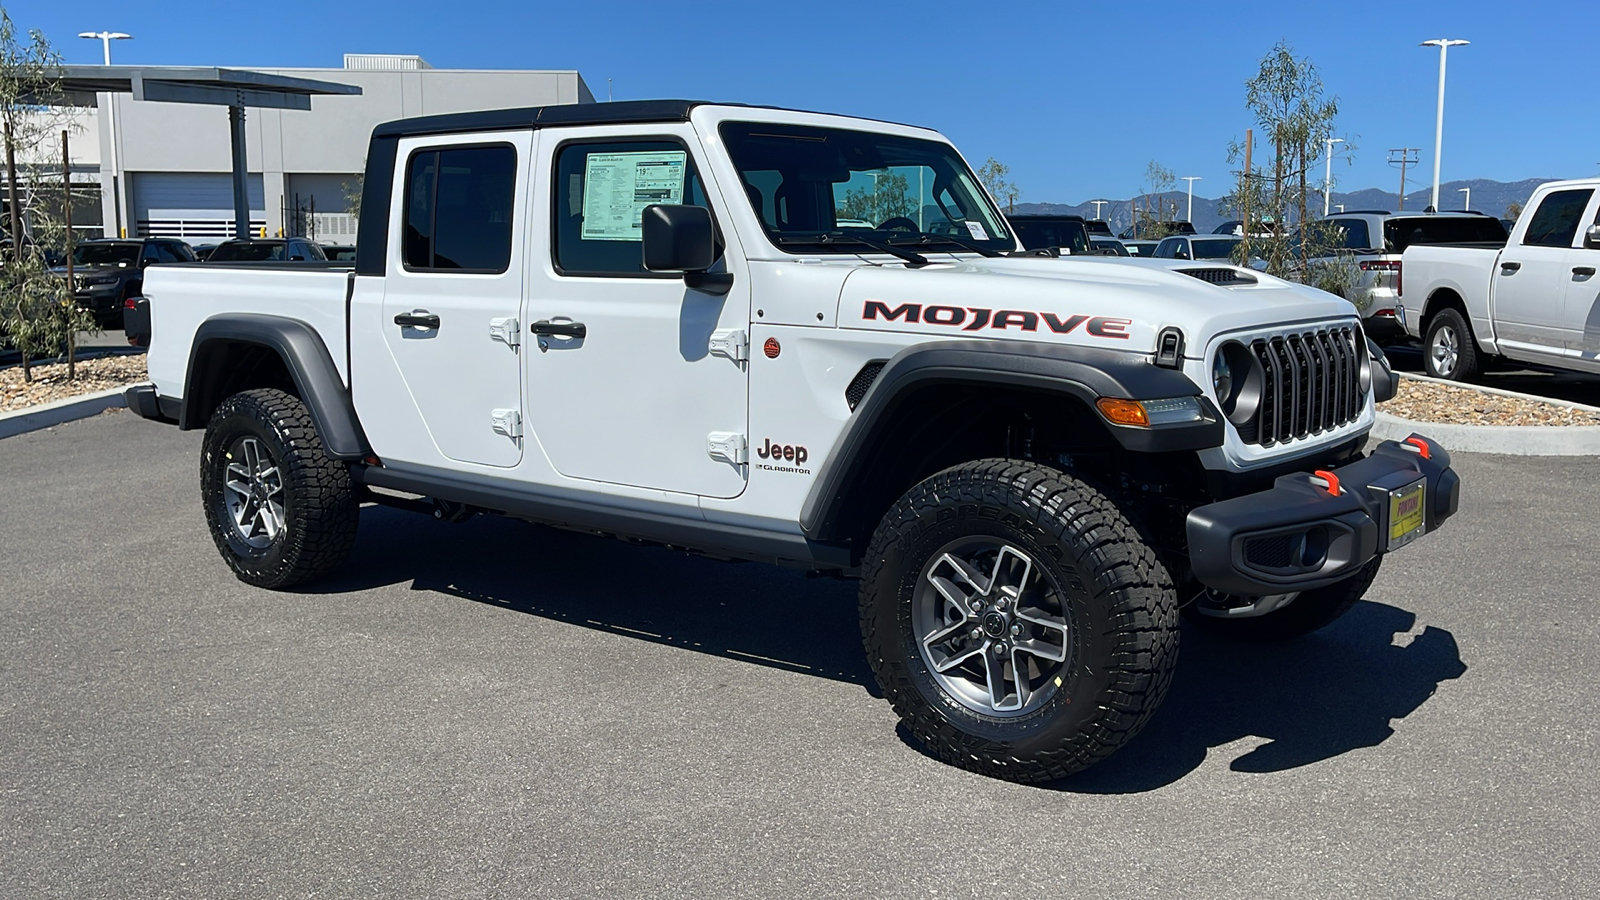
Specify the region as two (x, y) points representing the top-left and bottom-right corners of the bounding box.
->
(1212, 352), (1234, 404)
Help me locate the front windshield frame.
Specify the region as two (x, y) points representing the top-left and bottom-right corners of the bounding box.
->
(717, 121), (1015, 256)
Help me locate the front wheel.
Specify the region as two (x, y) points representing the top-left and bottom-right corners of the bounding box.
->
(860, 460), (1179, 783)
(201, 388), (359, 588)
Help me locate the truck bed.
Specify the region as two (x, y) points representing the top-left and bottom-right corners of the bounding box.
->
(1398, 243), (1500, 339)
(142, 264), (355, 402)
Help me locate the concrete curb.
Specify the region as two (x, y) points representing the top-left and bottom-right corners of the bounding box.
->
(0, 385), (134, 440)
(1397, 371), (1600, 413)
(1372, 411), (1600, 456)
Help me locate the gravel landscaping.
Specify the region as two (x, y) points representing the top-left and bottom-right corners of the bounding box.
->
(0, 354), (147, 414)
(1383, 375), (1600, 426)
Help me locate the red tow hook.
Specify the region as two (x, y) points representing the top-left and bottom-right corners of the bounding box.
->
(1311, 470), (1342, 496)
(1402, 436), (1432, 459)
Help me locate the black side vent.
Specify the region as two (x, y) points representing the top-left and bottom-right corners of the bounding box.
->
(845, 361), (887, 411)
(1179, 268), (1258, 286)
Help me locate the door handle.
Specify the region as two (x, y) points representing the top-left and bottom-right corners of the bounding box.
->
(530, 320), (587, 339)
(1500, 261), (1522, 273)
(1574, 267), (1597, 277)
(394, 312), (440, 329)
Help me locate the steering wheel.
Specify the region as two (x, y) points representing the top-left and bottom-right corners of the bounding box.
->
(876, 216), (920, 232)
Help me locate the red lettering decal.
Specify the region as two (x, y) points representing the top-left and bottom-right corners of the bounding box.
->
(1087, 317), (1131, 339)
(1042, 313), (1088, 334)
(991, 310), (1039, 331)
(923, 305), (967, 326)
(962, 308), (992, 331)
(863, 301), (921, 323)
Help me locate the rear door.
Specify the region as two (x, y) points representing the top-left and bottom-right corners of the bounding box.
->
(1563, 193), (1600, 360)
(375, 133), (531, 468)
(1494, 188), (1594, 353)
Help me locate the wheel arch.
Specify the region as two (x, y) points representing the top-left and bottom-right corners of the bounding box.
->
(181, 313), (370, 459)
(799, 341), (1222, 551)
(1421, 287), (1470, 336)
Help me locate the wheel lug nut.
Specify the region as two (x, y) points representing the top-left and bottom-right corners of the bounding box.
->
(996, 598), (1009, 610)
(992, 642), (1008, 656)
(1010, 624), (1022, 636)
(970, 628), (982, 641)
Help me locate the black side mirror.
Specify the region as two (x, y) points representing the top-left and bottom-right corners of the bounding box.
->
(642, 204), (731, 294)
(1586, 224), (1600, 250)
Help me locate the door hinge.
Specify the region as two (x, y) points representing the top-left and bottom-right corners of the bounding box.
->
(708, 329), (748, 363)
(707, 431), (747, 465)
(491, 408), (522, 440)
(490, 317), (521, 348)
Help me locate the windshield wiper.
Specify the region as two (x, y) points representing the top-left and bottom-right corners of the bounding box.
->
(777, 233), (928, 267)
(887, 232), (1003, 258)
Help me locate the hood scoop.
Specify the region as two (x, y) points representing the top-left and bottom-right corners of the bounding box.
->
(1179, 267), (1257, 287)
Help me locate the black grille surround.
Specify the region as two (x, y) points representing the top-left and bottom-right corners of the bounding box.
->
(1179, 267), (1258, 286)
(1241, 326), (1366, 447)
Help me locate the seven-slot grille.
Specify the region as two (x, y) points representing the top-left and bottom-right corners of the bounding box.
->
(1241, 326), (1365, 447)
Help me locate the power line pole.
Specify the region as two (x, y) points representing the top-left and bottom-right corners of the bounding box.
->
(1388, 148), (1420, 211)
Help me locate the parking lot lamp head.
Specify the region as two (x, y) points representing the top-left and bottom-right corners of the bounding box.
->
(77, 31), (132, 66)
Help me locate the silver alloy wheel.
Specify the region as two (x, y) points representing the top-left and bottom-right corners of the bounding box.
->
(1431, 323), (1460, 376)
(913, 539), (1071, 717)
(223, 436), (286, 549)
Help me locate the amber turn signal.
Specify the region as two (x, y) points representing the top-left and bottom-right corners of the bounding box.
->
(1095, 398), (1150, 427)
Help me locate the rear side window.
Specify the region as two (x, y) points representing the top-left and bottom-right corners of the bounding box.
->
(1329, 218), (1371, 250)
(552, 139), (714, 276)
(1521, 190), (1594, 248)
(403, 144), (517, 272)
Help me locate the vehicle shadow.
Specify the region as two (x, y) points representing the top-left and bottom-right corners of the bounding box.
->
(313, 508), (1465, 786)
(305, 507), (877, 689)
(1048, 602), (1467, 793)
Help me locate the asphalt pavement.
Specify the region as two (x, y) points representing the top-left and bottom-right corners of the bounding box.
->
(2, 412), (1596, 898)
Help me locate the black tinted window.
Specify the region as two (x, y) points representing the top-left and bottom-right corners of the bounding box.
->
(553, 140), (713, 276)
(1521, 190), (1594, 248)
(210, 241), (284, 261)
(1329, 218), (1371, 250)
(1010, 219), (1091, 254)
(1382, 216), (1509, 251)
(403, 145), (516, 272)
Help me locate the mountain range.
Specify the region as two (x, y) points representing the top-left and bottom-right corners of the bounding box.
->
(1012, 178), (1555, 234)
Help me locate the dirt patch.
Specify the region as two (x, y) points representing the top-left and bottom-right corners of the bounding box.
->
(1384, 377), (1600, 426)
(1, 354), (148, 414)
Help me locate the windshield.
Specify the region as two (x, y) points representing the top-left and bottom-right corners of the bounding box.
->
(719, 122), (1014, 255)
(209, 241), (286, 261)
(72, 243), (139, 266)
(1384, 217), (1508, 252)
(1010, 218), (1092, 255)
(1190, 239), (1241, 259)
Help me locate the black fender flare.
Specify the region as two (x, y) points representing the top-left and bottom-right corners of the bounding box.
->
(181, 313), (370, 459)
(798, 340), (1222, 543)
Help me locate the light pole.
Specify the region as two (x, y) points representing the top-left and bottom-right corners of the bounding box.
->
(1421, 38), (1469, 213)
(1180, 176), (1200, 223)
(1091, 200), (1106, 220)
(1323, 137), (1345, 216)
(1458, 186), (1470, 211)
(79, 31), (131, 237)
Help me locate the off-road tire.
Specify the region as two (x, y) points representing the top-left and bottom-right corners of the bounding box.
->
(1183, 557), (1382, 642)
(860, 459), (1179, 783)
(1424, 308), (1479, 381)
(201, 388), (359, 588)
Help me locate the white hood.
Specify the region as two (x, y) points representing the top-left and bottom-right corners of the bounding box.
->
(835, 255), (1359, 358)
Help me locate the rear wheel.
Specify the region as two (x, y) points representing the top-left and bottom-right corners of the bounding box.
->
(201, 388), (358, 588)
(1424, 308), (1479, 381)
(860, 459), (1179, 783)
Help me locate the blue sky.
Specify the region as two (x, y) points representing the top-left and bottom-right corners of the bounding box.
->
(14, 0), (1598, 204)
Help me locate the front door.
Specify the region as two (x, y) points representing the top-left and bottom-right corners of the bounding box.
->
(523, 126), (750, 499)
(378, 134), (531, 468)
(1497, 186), (1595, 353)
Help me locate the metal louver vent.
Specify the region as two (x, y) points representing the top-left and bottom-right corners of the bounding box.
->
(1180, 268), (1258, 286)
(845, 361), (886, 411)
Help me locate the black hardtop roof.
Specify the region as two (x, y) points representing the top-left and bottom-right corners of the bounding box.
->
(1007, 213), (1086, 221)
(370, 99), (925, 140)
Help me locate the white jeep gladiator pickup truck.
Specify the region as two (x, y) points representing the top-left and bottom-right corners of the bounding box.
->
(1401, 178), (1600, 380)
(125, 100), (1460, 783)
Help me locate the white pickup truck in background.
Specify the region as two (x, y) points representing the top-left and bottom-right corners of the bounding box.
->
(1400, 178), (1600, 380)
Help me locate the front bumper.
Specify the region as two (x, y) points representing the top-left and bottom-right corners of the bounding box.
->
(1186, 434), (1459, 596)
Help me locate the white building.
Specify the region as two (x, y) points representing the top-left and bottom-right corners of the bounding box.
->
(80, 54), (593, 241)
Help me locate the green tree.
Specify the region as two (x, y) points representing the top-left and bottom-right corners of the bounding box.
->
(0, 7), (92, 382)
(836, 170), (915, 224)
(1505, 199), (1523, 221)
(977, 157), (1020, 214)
(1132, 160), (1180, 239)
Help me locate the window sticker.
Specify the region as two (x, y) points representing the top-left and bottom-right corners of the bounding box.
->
(581, 151), (688, 241)
(965, 220), (989, 241)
